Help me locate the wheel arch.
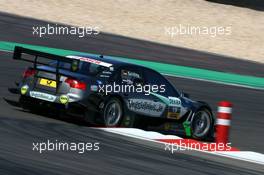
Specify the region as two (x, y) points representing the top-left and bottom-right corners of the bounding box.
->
(191, 101), (215, 141)
(104, 94), (125, 106)
(103, 94), (128, 113)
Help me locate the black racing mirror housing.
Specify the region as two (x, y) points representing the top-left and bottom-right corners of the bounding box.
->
(133, 78), (144, 86)
(181, 92), (190, 98)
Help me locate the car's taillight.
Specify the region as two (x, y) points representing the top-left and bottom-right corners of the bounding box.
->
(23, 68), (36, 78)
(65, 78), (86, 90)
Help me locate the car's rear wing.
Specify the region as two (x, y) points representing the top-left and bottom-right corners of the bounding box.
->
(13, 46), (80, 92)
(13, 46), (80, 71)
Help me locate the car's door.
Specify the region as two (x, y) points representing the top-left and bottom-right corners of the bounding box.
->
(142, 69), (188, 119)
(112, 66), (166, 117)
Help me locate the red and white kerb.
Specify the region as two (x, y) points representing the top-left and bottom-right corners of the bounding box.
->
(216, 101), (232, 145)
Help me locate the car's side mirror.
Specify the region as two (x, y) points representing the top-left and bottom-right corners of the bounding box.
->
(133, 78), (144, 86)
(181, 92), (190, 98)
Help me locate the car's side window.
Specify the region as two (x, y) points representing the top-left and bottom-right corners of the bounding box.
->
(120, 68), (143, 85)
(144, 69), (179, 97)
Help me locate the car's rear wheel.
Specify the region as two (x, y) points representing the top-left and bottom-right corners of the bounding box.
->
(103, 98), (123, 127)
(191, 108), (212, 140)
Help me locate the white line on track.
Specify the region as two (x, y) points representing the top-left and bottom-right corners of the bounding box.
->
(0, 49), (13, 53)
(163, 73), (264, 91)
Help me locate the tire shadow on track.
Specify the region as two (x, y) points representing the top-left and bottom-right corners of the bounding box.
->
(3, 97), (92, 127)
(3, 97), (215, 143)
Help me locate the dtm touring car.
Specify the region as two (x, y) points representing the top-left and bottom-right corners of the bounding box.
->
(8, 46), (215, 140)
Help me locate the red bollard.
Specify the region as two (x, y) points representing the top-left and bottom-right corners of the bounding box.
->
(216, 101), (232, 144)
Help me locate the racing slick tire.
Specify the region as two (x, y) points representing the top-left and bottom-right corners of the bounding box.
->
(103, 97), (124, 127)
(191, 108), (213, 140)
(103, 97), (141, 127)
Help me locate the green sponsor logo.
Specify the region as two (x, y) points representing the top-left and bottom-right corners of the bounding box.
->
(59, 95), (69, 104)
(21, 85), (29, 95)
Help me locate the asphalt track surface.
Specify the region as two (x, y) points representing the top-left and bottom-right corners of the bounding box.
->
(0, 12), (264, 174)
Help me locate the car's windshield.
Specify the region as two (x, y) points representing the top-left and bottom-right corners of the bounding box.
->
(49, 61), (105, 76)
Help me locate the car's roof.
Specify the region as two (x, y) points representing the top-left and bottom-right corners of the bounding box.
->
(67, 54), (158, 74)
(74, 54), (136, 68)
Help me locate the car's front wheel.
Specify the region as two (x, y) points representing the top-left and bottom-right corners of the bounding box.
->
(191, 108), (213, 140)
(103, 98), (123, 127)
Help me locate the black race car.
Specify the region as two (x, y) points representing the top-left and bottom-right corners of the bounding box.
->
(9, 46), (215, 140)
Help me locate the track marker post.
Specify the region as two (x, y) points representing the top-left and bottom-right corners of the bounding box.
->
(216, 101), (232, 145)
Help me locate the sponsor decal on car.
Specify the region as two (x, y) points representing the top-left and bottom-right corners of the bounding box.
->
(109, 67), (114, 71)
(30, 91), (56, 102)
(121, 70), (141, 84)
(66, 55), (112, 67)
(167, 96), (182, 119)
(167, 106), (181, 119)
(102, 71), (112, 74)
(100, 75), (110, 78)
(20, 85), (29, 95)
(149, 93), (187, 119)
(168, 96), (181, 106)
(90, 85), (98, 92)
(127, 99), (165, 117)
(59, 95), (69, 104)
